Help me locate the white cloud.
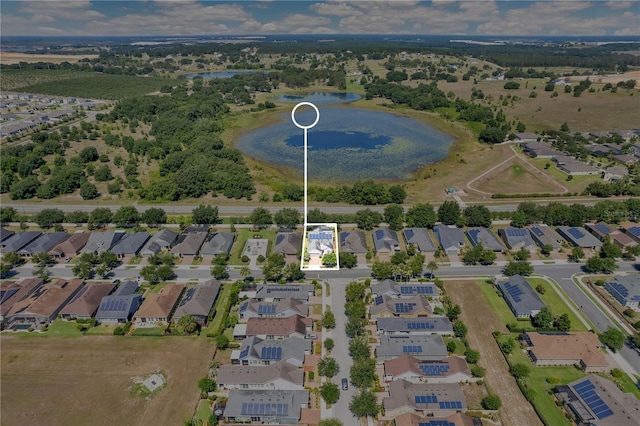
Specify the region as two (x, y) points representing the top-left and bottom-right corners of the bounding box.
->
(605, 1), (634, 10)
(309, 2), (363, 17)
(19, 0), (105, 20)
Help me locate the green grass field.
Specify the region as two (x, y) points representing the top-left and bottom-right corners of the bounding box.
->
(478, 281), (521, 326)
(131, 327), (165, 336)
(229, 228), (277, 265)
(201, 282), (233, 338)
(527, 278), (589, 332)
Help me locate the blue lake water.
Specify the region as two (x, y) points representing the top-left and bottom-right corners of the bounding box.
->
(276, 92), (361, 105)
(236, 108), (453, 180)
(185, 71), (268, 78)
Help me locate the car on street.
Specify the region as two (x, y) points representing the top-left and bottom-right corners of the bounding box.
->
(341, 378), (348, 390)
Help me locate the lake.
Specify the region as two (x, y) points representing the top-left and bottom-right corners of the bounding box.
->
(184, 71), (268, 78)
(236, 108), (453, 180)
(275, 92), (361, 105)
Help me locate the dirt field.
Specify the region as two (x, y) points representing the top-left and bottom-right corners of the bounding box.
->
(1, 336), (214, 426)
(445, 280), (543, 426)
(0, 52), (98, 65)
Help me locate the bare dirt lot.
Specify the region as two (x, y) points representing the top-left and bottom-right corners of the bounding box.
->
(0, 52), (98, 65)
(445, 280), (543, 426)
(1, 336), (214, 426)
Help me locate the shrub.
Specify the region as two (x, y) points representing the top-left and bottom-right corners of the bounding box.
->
(481, 394), (502, 410)
(256, 255), (265, 263)
(546, 376), (560, 384)
(471, 365), (485, 377)
(308, 371), (315, 380)
(241, 255), (250, 263)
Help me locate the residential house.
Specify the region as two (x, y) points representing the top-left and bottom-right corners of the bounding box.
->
(376, 334), (447, 362)
(498, 227), (538, 252)
(18, 232), (68, 257)
(370, 280), (438, 298)
(376, 317), (453, 336)
(95, 281), (142, 324)
(0, 278), (44, 321)
(1, 230), (42, 252)
(585, 222), (636, 249)
(60, 282), (116, 319)
(623, 225), (640, 243)
(629, 143), (640, 157)
(612, 154), (637, 167)
(340, 230), (368, 253)
(554, 375), (640, 426)
(370, 295), (432, 318)
(403, 228), (436, 252)
(232, 336), (311, 367)
(272, 232), (302, 262)
(553, 155), (599, 175)
(110, 232), (150, 258)
(394, 413), (480, 426)
(49, 231), (90, 258)
(583, 143), (618, 157)
(557, 226), (603, 250)
(383, 380), (466, 418)
(223, 389), (309, 425)
(465, 227), (503, 252)
(81, 230), (125, 255)
(133, 283), (185, 328)
(239, 297), (308, 320)
(522, 332), (609, 372)
(170, 231), (207, 257)
(306, 226), (335, 256)
(515, 133), (540, 143)
(528, 224), (565, 251)
(139, 229), (178, 257)
(383, 355), (472, 384)
(236, 314), (312, 340)
(217, 361), (304, 390)
(200, 232), (236, 257)
(602, 166), (629, 182)
(604, 275), (640, 312)
(5, 279), (84, 329)
(172, 279), (221, 327)
(433, 224), (466, 254)
(373, 228), (400, 253)
(522, 141), (562, 158)
(0, 228), (15, 243)
(497, 275), (545, 318)
(254, 284), (314, 302)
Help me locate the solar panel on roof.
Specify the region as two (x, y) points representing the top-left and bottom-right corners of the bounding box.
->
(628, 226), (640, 237)
(594, 223), (612, 235)
(400, 286), (412, 294)
(530, 227), (544, 237)
(438, 401), (463, 409)
(573, 379), (614, 420)
(374, 295), (384, 305)
(407, 322), (435, 330)
(415, 395), (438, 404)
(418, 421), (455, 426)
(567, 227), (585, 239)
(261, 346), (282, 360)
(417, 286), (433, 294)
(505, 282), (523, 302)
(418, 363), (450, 376)
(258, 305), (276, 314)
(405, 230), (414, 240)
(239, 346), (250, 358)
(506, 228), (528, 237)
(275, 234), (285, 244)
(403, 345), (423, 353)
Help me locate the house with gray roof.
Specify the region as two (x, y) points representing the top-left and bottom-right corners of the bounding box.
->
(528, 224), (564, 251)
(254, 284), (314, 302)
(1, 230), (42, 252)
(223, 389), (309, 425)
(383, 380), (466, 418)
(200, 232), (236, 256)
(140, 229), (178, 257)
(239, 297), (308, 320)
(232, 336), (311, 367)
(272, 232), (302, 256)
(497, 275), (545, 318)
(554, 155), (599, 175)
(403, 228), (436, 252)
(0, 229), (15, 243)
(340, 230), (368, 253)
(217, 361), (304, 391)
(81, 230), (125, 255)
(376, 317), (453, 335)
(170, 231), (207, 257)
(370, 295), (432, 318)
(60, 282), (116, 319)
(465, 227), (503, 252)
(370, 280), (438, 298)
(433, 224), (466, 254)
(522, 141), (562, 158)
(498, 227), (538, 252)
(373, 228), (400, 253)
(605, 274), (640, 312)
(95, 281), (142, 324)
(376, 334), (447, 362)
(172, 279), (221, 327)
(110, 232), (150, 258)
(557, 226), (603, 250)
(383, 355), (472, 384)
(18, 232), (68, 256)
(623, 225), (640, 243)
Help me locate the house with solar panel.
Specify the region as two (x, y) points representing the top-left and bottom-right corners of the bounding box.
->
(254, 284), (314, 302)
(376, 317), (453, 336)
(498, 227), (538, 252)
(554, 375), (640, 425)
(231, 336), (311, 367)
(96, 281), (142, 324)
(217, 361), (304, 391)
(172, 279), (221, 327)
(200, 232), (236, 257)
(623, 225), (640, 244)
(522, 332), (609, 372)
(383, 355), (472, 384)
(383, 380), (466, 418)
(370, 280), (438, 298)
(139, 228), (179, 257)
(340, 229), (368, 253)
(373, 228), (401, 253)
(238, 298), (308, 320)
(18, 232), (68, 257)
(604, 274), (640, 312)
(235, 314), (312, 340)
(0, 228), (15, 243)
(110, 231), (150, 258)
(433, 224), (466, 254)
(403, 228), (436, 253)
(465, 227), (503, 252)
(376, 334), (447, 362)
(586, 222), (637, 250)
(223, 389), (309, 424)
(556, 226), (603, 250)
(59, 282), (116, 319)
(497, 275), (545, 318)
(1, 230), (42, 253)
(371, 295), (432, 319)
(393, 412), (482, 426)
(528, 224), (564, 252)
(305, 226), (334, 256)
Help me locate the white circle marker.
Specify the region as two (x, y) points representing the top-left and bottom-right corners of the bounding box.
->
(291, 102), (320, 130)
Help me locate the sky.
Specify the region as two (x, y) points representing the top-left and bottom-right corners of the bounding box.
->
(1, 1), (639, 37)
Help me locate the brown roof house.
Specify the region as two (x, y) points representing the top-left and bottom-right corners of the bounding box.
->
(394, 412), (480, 426)
(235, 314), (312, 340)
(217, 361), (304, 391)
(383, 379), (466, 418)
(383, 355), (472, 384)
(59, 282), (116, 319)
(172, 279), (221, 327)
(370, 295), (432, 319)
(133, 283), (185, 328)
(522, 332), (609, 373)
(49, 231), (90, 258)
(238, 297), (309, 320)
(5, 279), (84, 329)
(0, 278), (44, 321)
(171, 232), (207, 257)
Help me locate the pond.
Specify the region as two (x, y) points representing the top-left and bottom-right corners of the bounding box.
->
(275, 92), (361, 105)
(235, 108), (453, 180)
(184, 71), (268, 79)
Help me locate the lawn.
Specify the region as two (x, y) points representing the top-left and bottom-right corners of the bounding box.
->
(228, 228), (277, 265)
(527, 278), (589, 332)
(46, 320), (85, 337)
(478, 280), (521, 326)
(529, 157), (601, 193)
(131, 327), (165, 336)
(442, 337), (467, 356)
(201, 282), (233, 338)
(195, 399), (213, 424)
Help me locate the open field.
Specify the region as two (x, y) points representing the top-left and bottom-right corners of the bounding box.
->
(1, 336), (214, 426)
(0, 52), (99, 65)
(527, 278), (589, 332)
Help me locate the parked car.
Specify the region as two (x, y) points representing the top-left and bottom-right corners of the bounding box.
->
(342, 378), (348, 391)
(64, 257), (71, 263)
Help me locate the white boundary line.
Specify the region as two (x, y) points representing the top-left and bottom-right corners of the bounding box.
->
(291, 101), (320, 225)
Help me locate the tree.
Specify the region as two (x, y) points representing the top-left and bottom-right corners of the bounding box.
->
(570, 246), (585, 261)
(320, 382), (340, 404)
(504, 260), (533, 276)
(113, 206), (140, 224)
(34, 208), (65, 228)
(142, 208), (167, 225)
(215, 334), (229, 349)
(511, 363), (531, 379)
(405, 203), (437, 228)
(79, 146), (99, 163)
(349, 389), (379, 417)
(600, 237), (623, 259)
(384, 204), (404, 231)
(354, 209), (383, 230)
(585, 256), (617, 273)
(282, 183), (303, 201)
(2, 251), (24, 267)
(274, 208), (300, 229)
(339, 252), (357, 269)
(318, 357), (340, 378)
(446, 340), (457, 353)
(426, 260), (439, 277)
(513, 248), (530, 261)
(599, 327), (625, 352)
(178, 314), (199, 335)
(140, 264), (175, 284)
(0, 207), (17, 223)
(463, 205), (491, 227)
(94, 165), (113, 182)
(482, 394), (502, 410)
(32, 252), (54, 267)
(389, 185), (406, 204)
(322, 251), (337, 267)
(532, 306), (554, 329)
(464, 349), (480, 364)
(250, 207), (272, 228)
(197, 377), (216, 393)
(66, 210), (89, 224)
(322, 309), (336, 329)
(192, 205), (219, 224)
(371, 261), (393, 280)
(72, 261), (93, 279)
(324, 338), (334, 351)
(541, 244), (554, 256)
(350, 358), (375, 387)
(79, 182), (100, 200)
(453, 320), (467, 338)
(348, 337), (370, 360)
(500, 337), (517, 354)
(554, 313), (571, 332)
(437, 201), (461, 225)
(89, 207), (113, 227)
(211, 265), (229, 279)
(98, 251), (119, 268)
(479, 127), (507, 144)
(240, 265), (251, 280)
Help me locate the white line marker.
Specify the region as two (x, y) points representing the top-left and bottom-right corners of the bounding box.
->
(291, 102), (320, 225)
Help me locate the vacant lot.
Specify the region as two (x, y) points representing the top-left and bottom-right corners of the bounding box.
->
(1, 336), (214, 426)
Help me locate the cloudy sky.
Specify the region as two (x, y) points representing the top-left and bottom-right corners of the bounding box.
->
(1, 1), (638, 37)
